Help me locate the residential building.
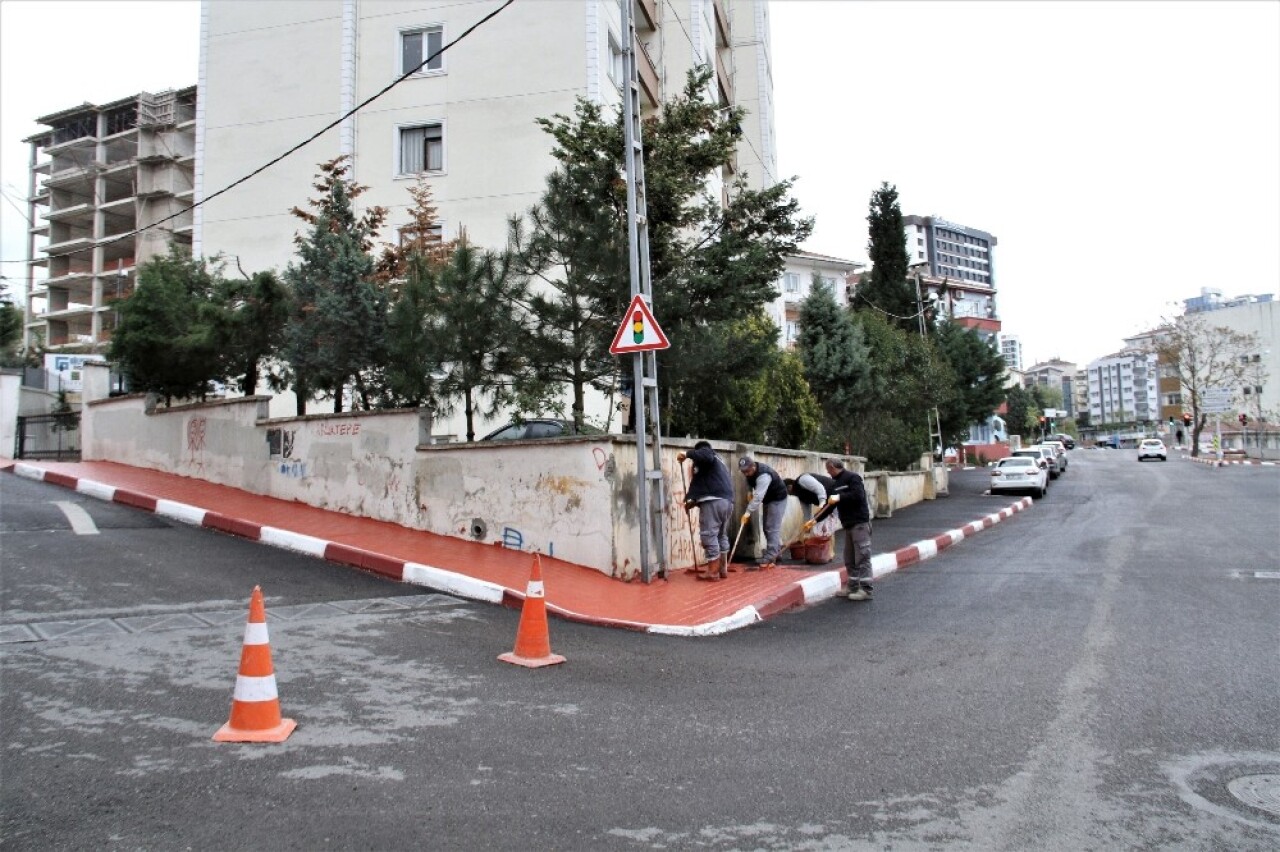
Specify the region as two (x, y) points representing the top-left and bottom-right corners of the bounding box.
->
(196, 0), (775, 272)
(775, 251), (864, 348)
(197, 0), (777, 429)
(1184, 287), (1274, 314)
(902, 214), (997, 289)
(1023, 358), (1077, 416)
(1121, 328), (1183, 425)
(1174, 297), (1278, 422)
(1086, 348), (1159, 426)
(21, 88), (197, 352)
(998, 333), (1022, 372)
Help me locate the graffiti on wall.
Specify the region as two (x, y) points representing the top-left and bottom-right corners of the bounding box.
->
(317, 421), (361, 438)
(664, 455), (700, 570)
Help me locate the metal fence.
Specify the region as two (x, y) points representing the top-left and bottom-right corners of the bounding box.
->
(14, 414), (81, 461)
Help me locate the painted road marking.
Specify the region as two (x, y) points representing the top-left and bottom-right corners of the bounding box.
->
(1255, 572), (1280, 580)
(53, 501), (99, 535)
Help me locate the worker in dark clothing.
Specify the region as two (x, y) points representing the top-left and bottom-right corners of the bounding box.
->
(738, 455), (788, 570)
(677, 441), (734, 581)
(811, 458), (873, 600)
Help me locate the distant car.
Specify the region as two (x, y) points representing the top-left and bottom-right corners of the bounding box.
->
(1039, 441), (1069, 472)
(1137, 439), (1167, 462)
(990, 456), (1048, 498)
(1054, 434), (1076, 450)
(480, 418), (604, 441)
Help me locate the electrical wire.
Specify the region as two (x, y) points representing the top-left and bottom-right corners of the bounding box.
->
(0, 0), (516, 265)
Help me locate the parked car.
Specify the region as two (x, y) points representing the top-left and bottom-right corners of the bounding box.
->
(1054, 434), (1076, 449)
(1040, 440), (1069, 471)
(1137, 438), (1167, 462)
(481, 418), (604, 441)
(990, 456), (1048, 498)
(1010, 448), (1056, 480)
(1024, 445), (1061, 479)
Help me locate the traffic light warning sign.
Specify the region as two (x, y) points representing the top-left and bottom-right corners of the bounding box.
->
(609, 294), (670, 355)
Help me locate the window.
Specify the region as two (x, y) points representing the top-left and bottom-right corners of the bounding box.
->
(401, 26), (443, 75)
(784, 273), (800, 293)
(399, 123), (443, 174)
(608, 33), (625, 86)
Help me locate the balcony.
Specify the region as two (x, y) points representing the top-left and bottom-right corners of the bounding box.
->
(634, 0), (657, 31)
(636, 38), (661, 108)
(715, 51), (734, 104)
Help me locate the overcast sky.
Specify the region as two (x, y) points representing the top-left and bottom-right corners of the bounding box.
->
(2, 0), (1277, 369)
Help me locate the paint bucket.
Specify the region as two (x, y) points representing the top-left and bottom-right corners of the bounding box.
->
(804, 535), (833, 564)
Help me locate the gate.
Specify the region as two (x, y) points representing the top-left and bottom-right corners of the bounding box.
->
(14, 413), (81, 461)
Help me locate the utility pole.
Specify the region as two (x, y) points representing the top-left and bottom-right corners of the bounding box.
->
(914, 273), (943, 462)
(621, 0), (667, 582)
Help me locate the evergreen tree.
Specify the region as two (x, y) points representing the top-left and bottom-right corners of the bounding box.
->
(797, 276), (872, 450)
(1003, 384), (1033, 439)
(282, 157), (388, 414)
(108, 250), (222, 404)
(761, 350), (822, 449)
(0, 288), (23, 367)
(933, 322), (1007, 450)
(205, 269), (290, 396)
(515, 67), (813, 433)
(855, 182), (916, 330)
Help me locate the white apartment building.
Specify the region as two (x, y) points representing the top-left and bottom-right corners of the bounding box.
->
(22, 88), (197, 352)
(1087, 349), (1159, 426)
(775, 251), (864, 349)
(196, 0), (776, 271)
(998, 333), (1022, 372)
(1178, 297), (1278, 421)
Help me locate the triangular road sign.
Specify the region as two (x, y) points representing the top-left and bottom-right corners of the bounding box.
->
(610, 294), (670, 354)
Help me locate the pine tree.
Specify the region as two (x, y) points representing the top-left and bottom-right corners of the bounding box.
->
(281, 157), (388, 414)
(797, 276), (872, 450)
(933, 322), (1007, 450)
(205, 269), (290, 396)
(855, 182), (917, 331)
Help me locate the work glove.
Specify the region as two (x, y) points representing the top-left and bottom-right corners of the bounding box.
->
(826, 495), (840, 505)
(676, 452), (686, 462)
(740, 513), (751, 525)
(684, 499), (694, 511)
(802, 519), (815, 532)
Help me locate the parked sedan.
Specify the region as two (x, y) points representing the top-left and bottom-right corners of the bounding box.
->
(1039, 441), (1069, 472)
(481, 418), (604, 441)
(1015, 446), (1060, 479)
(990, 456), (1049, 498)
(1137, 439), (1167, 462)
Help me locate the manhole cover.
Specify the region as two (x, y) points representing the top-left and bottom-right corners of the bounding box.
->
(1228, 774), (1280, 817)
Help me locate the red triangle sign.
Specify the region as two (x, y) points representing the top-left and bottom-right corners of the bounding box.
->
(610, 294), (670, 354)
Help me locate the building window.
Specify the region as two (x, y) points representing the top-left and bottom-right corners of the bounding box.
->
(401, 26), (444, 76)
(399, 123), (444, 174)
(608, 33), (625, 86)
(784, 273), (800, 293)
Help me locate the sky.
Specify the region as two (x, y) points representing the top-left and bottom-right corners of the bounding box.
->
(1, 0), (1277, 369)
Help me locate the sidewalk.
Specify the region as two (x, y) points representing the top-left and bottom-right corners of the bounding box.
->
(4, 461), (1032, 636)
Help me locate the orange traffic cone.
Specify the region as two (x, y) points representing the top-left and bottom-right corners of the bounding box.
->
(213, 586), (297, 743)
(498, 553), (566, 669)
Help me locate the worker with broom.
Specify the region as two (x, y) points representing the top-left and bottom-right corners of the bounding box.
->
(676, 441), (734, 581)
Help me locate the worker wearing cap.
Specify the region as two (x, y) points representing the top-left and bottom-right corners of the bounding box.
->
(737, 455), (788, 570)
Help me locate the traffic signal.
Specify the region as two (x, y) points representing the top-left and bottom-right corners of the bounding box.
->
(1239, 413), (1249, 426)
(1038, 416), (1046, 424)
(1182, 413), (1193, 427)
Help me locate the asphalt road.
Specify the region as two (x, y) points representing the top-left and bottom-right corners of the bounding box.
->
(2, 450), (1278, 850)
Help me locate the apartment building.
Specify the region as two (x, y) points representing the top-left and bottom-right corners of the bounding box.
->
(998, 333), (1022, 372)
(1173, 296), (1278, 422)
(1023, 358), (1077, 416)
(22, 88), (197, 352)
(775, 251), (865, 348)
(1086, 349), (1159, 426)
(902, 214), (997, 289)
(196, 0), (775, 272)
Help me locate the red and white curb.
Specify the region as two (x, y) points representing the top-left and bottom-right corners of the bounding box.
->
(650, 496), (1035, 637)
(9, 462), (505, 606)
(1185, 455), (1277, 467)
(10, 463), (1033, 637)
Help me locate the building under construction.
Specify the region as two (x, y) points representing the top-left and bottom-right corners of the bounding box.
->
(21, 86), (197, 352)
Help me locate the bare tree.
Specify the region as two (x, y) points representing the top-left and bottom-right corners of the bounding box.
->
(1152, 312), (1261, 457)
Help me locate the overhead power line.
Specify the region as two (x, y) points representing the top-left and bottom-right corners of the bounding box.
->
(0, 0), (516, 265)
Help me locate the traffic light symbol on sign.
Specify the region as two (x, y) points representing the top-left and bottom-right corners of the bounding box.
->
(632, 311), (644, 344)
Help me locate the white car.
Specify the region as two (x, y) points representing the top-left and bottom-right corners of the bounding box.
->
(990, 456), (1049, 498)
(1137, 439), (1167, 462)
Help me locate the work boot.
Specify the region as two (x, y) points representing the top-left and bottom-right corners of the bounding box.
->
(847, 586), (870, 601)
(718, 554), (729, 580)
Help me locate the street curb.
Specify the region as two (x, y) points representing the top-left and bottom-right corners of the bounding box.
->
(1184, 455), (1277, 467)
(7, 463), (1034, 637)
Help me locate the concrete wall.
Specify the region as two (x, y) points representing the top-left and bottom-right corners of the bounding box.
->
(0, 372), (19, 458)
(77, 370), (945, 580)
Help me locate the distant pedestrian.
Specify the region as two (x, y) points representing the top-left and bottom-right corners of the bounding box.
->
(812, 458), (873, 601)
(738, 455), (787, 570)
(677, 441), (734, 581)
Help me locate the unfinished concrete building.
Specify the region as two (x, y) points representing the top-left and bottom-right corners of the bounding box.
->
(22, 87), (197, 352)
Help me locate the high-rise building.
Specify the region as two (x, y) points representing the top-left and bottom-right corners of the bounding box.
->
(196, 0), (776, 272)
(1023, 358), (1077, 416)
(998, 333), (1022, 372)
(21, 88), (197, 352)
(902, 215), (996, 289)
(1086, 349), (1159, 426)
